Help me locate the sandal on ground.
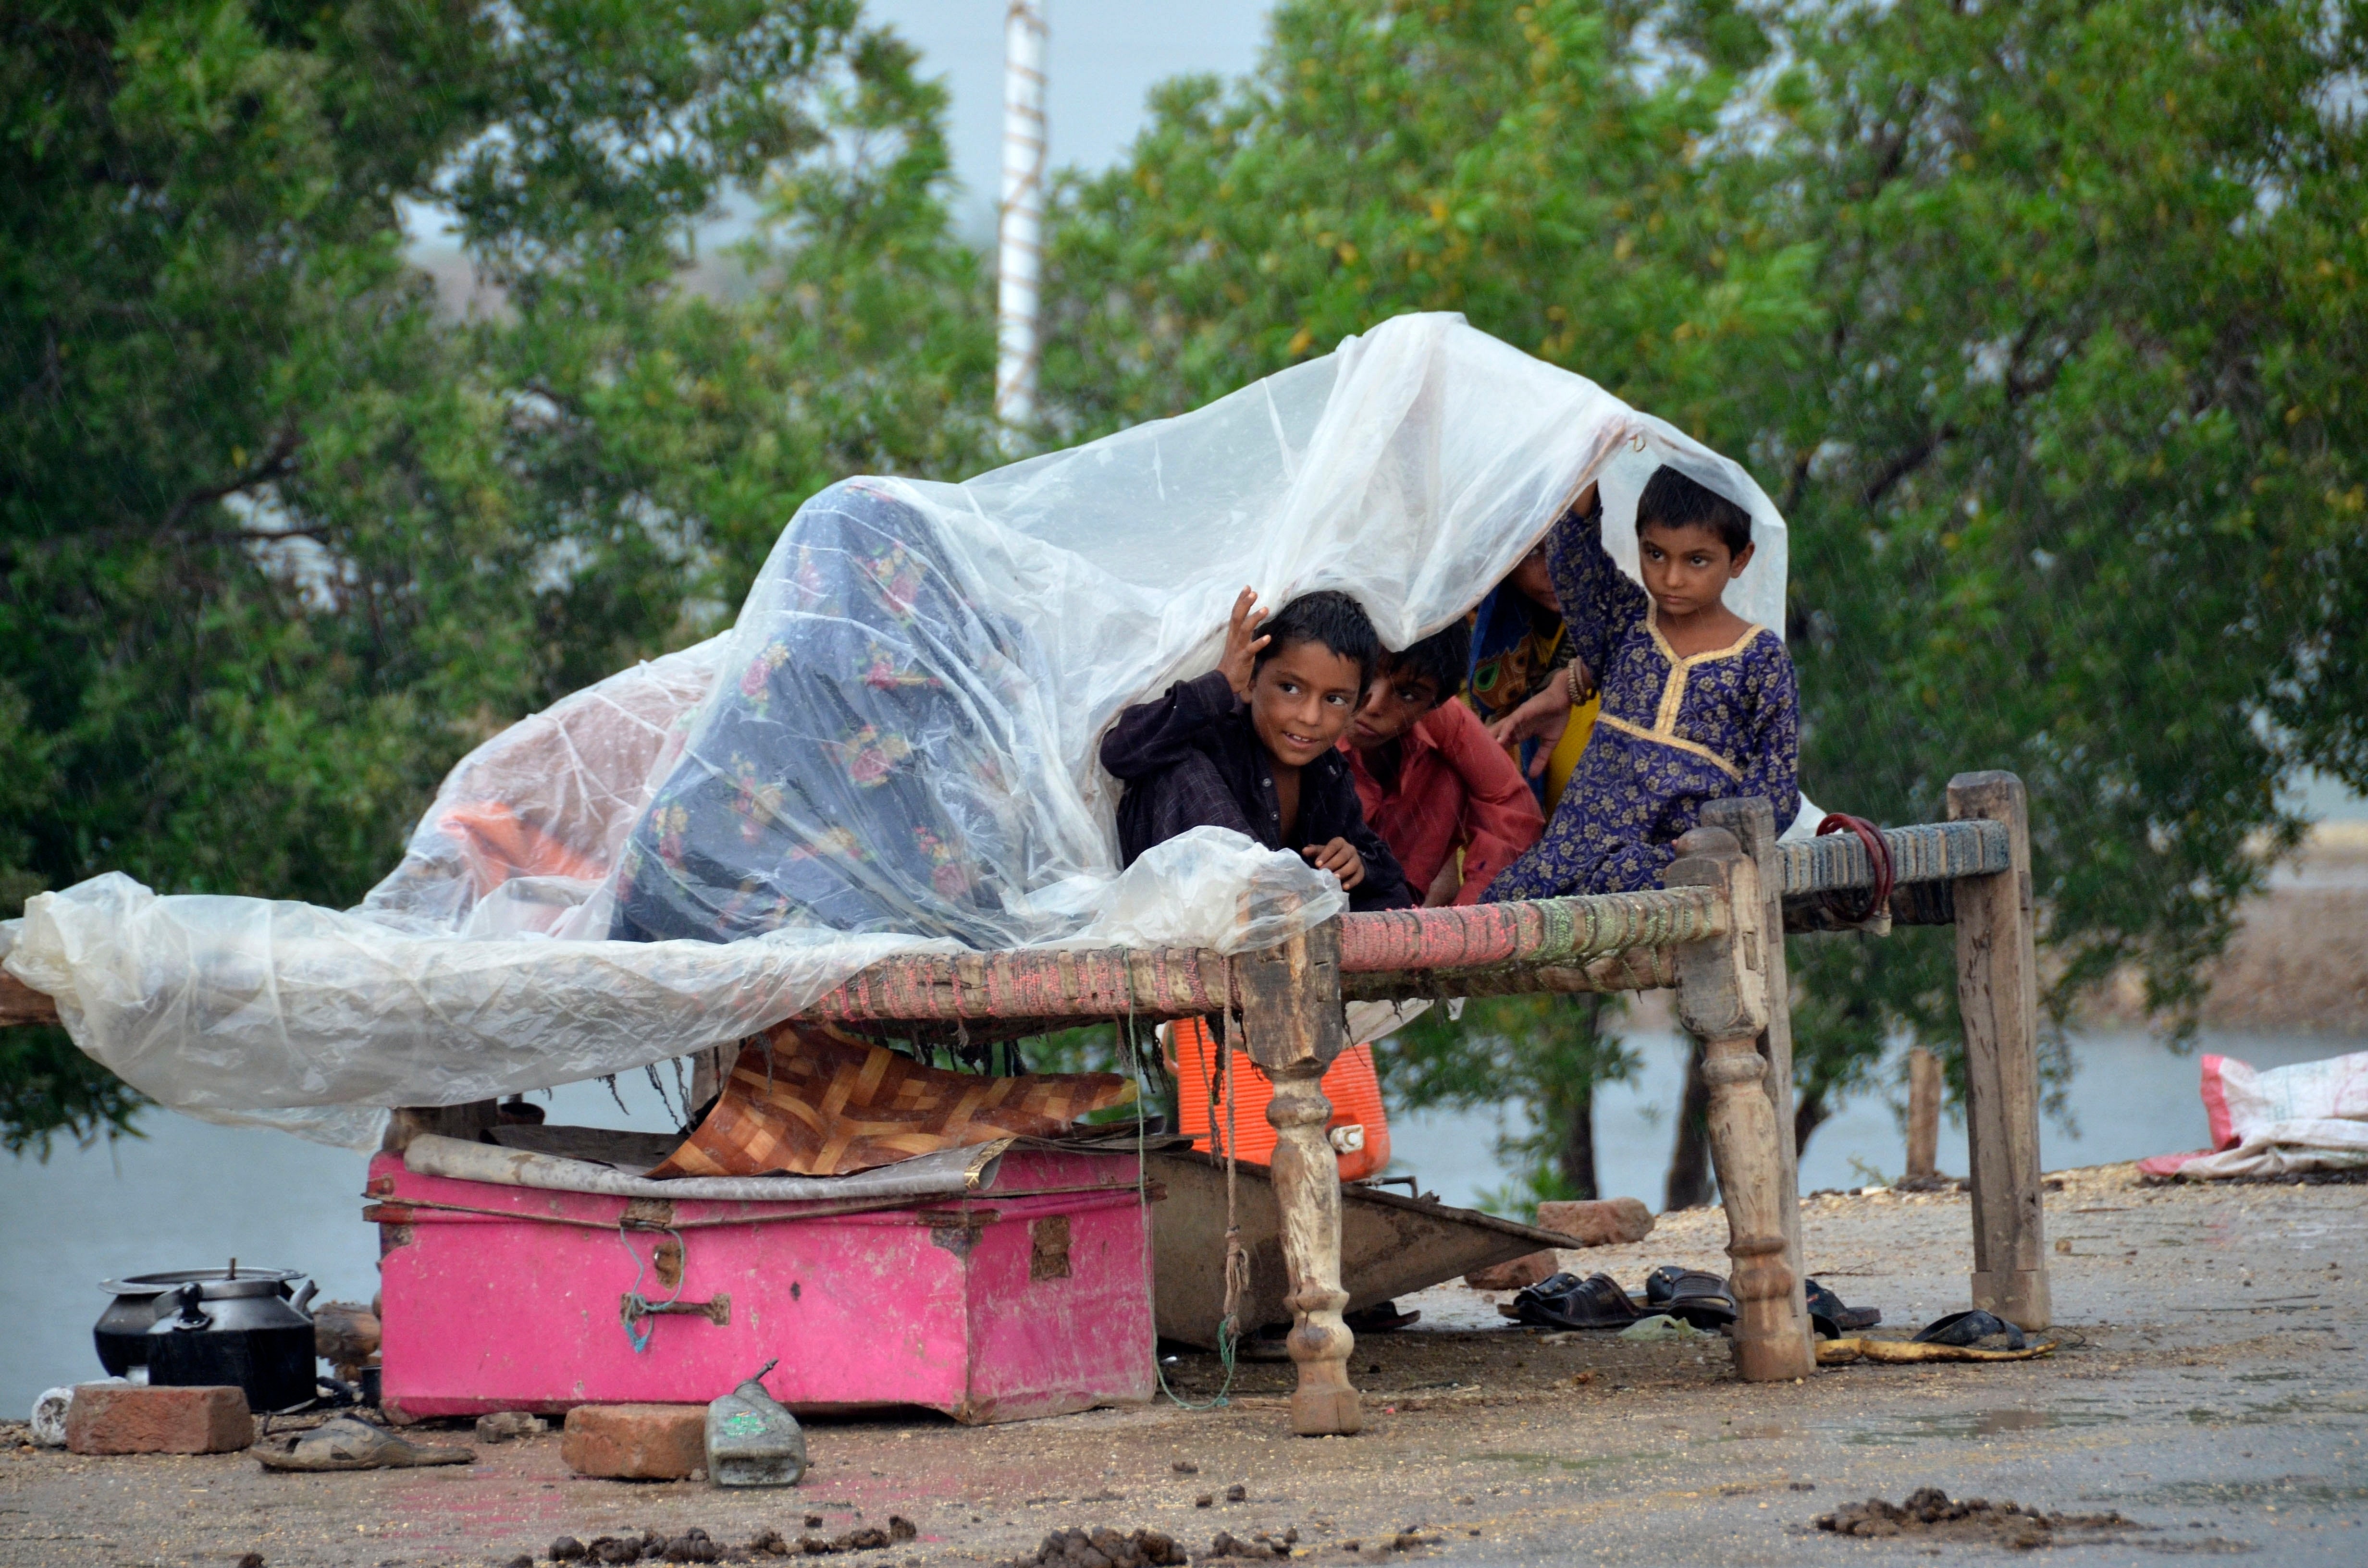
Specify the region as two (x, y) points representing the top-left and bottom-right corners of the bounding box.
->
(1643, 1266), (1737, 1330)
(1912, 1309), (2026, 1351)
(1343, 1300), (1421, 1334)
(257, 1415), (474, 1472)
(1510, 1272), (1641, 1331)
(1804, 1277), (1882, 1338)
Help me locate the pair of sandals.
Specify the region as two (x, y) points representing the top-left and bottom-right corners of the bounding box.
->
(1510, 1266), (1738, 1332)
(1512, 1268), (1884, 1337)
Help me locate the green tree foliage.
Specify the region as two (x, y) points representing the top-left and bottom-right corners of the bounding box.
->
(0, 1), (991, 1150)
(1046, 0), (2368, 1162)
(1042, 0), (1817, 441)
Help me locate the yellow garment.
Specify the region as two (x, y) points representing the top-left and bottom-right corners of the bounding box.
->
(1543, 696), (1600, 814)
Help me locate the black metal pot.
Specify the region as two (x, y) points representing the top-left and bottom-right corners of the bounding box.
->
(143, 1275), (320, 1412)
(94, 1267), (305, 1377)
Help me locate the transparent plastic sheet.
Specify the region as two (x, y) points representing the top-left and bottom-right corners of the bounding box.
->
(5, 314), (1795, 1146)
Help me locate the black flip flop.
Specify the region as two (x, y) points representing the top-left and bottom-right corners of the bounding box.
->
(1511, 1272), (1642, 1331)
(1643, 1266), (1737, 1330)
(1804, 1277), (1882, 1338)
(1344, 1300), (1421, 1334)
(1913, 1309), (2026, 1351)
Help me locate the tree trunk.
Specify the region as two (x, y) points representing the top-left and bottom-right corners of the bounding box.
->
(1556, 1073), (1599, 1200)
(1663, 1034), (1716, 1210)
(1794, 1084), (1832, 1158)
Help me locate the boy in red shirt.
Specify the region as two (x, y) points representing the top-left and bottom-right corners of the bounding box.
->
(1342, 622), (1544, 905)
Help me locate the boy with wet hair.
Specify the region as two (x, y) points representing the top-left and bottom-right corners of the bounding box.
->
(1101, 587), (1412, 911)
(1484, 465), (1798, 898)
(1343, 621), (1543, 906)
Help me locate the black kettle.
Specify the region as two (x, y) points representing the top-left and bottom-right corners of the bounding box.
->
(94, 1266), (305, 1377)
(146, 1271), (319, 1412)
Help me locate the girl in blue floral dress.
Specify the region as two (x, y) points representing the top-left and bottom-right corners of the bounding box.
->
(1482, 466), (1799, 898)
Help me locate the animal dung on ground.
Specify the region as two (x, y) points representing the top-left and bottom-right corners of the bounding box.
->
(997, 1526), (1187, 1568)
(1815, 1488), (2145, 1548)
(1171, 1460), (1198, 1474)
(1223, 1484), (1246, 1502)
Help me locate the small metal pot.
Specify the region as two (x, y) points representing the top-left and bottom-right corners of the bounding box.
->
(94, 1267), (305, 1377)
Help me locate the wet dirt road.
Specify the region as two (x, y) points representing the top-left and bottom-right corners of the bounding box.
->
(5, 1164), (2362, 1566)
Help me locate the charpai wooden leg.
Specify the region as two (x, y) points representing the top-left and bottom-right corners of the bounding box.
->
(1701, 1029), (1814, 1380)
(1702, 796), (1813, 1361)
(1667, 827), (1817, 1383)
(1948, 771), (2052, 1330)
(1237, 917), (1362, 1437)
(1262, 1058), (1361, 1436)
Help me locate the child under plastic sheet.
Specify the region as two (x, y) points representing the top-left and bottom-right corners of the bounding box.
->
(609, 481), (1061, 950)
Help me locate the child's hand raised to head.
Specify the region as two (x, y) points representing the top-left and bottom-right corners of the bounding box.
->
(1216, 586), (1272, 700)
(1303, 837), (1366, 890)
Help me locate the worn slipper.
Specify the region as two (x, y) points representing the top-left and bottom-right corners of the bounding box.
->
(1643, 1267), (1737, 1330)
(257, 1415), (474, 1471)
(1343, 1300), (1421, 1334)
(1804, 1277), (1882, 1338)
(1508, 1272), (1641, 1331)
(1912, 1309), (2026, 1352)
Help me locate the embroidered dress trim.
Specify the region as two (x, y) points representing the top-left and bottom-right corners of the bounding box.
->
(1645, 610), (1768, 732)
(1596, 713), (1746, 781)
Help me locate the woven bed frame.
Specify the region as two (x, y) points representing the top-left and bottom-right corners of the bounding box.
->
(0, 772), (2050, 1438)
(788, 768), (2049, 1435)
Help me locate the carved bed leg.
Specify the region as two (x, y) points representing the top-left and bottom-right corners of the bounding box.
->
(1948, 771), (2051, 1330)
(1667, 829), (1817, 1383)
(1701, 797), (1812, 1359)
(1238, 918), (1361, 1437)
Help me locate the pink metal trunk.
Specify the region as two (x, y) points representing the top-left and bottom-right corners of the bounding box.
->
(367, 1148), (1155, 1424)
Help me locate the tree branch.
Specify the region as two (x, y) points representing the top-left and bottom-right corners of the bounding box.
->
(158, 420), (305, 535)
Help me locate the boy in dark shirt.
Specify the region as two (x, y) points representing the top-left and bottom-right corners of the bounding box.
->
(1101, 588), (1412, 911)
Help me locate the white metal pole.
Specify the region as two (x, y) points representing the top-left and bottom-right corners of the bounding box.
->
(997, 0), (1047, 432)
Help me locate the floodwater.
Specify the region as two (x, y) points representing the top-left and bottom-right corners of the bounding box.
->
(2, 1025), (2356, 1414)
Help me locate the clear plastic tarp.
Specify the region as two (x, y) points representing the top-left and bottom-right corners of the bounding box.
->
(5, 314), (1794, 1147)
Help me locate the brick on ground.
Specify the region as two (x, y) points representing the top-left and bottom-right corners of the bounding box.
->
(1463, 1251), (1558, 1291)
(1534, 1197), (1654, 1247)
(64, 1384), (252, 1455)
(1464, 1199), (1656, 1289)
(561, 1404), (706, 1480)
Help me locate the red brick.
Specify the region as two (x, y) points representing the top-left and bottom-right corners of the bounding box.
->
(1463, 1250), (1558, 1291)
(561, 1404), (706, 1480)
(64, 1384), (252, 1455)
(1534, 1197), (1655, 1248)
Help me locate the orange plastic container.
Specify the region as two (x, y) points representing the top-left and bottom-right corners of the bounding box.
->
(1168, 1017), (1391, 1181)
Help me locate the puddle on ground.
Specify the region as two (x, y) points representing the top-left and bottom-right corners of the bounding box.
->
(2138, 1476), (2368, 1507)
(2183, 1391), (2368, 1426)
(1840, 1406), (2120, 1444)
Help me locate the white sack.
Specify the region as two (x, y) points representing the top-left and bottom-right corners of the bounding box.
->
(6, 313), (1794, 1145)
(2139, 1049), (2368, 1179)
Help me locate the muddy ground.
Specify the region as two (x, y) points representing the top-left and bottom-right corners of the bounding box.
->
(6, 1164), (2362, 1567)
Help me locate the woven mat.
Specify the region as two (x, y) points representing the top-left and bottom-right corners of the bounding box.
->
(650, 1021), (1135, 1178)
